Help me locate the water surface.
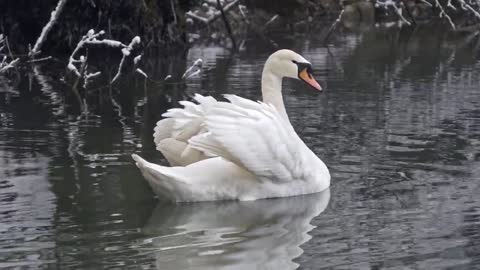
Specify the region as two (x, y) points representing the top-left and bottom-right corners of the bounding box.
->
(1, 25), (480, 269)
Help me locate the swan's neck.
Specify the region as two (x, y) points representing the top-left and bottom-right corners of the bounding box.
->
(261, 69), (288, 120)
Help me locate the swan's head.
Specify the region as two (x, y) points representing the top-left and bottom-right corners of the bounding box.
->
(265, 49), (322, 91)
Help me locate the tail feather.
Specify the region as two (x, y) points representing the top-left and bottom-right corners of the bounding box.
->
(131, 154), (190, 202)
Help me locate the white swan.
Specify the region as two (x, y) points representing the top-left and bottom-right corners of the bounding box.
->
(132, 49), (330, 202)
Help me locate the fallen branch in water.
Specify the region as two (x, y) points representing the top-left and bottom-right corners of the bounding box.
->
(111, 36), (141, 84)
(67, 29), (123, 77)
(66, 29), (143, 87)
(65, 29), (140, 89)
(30, 0), (69, 57)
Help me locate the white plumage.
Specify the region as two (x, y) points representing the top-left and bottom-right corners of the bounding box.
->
(132, 49), (330, 202)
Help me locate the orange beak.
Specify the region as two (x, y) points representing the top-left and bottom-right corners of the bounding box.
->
(299, 69), (322, 91)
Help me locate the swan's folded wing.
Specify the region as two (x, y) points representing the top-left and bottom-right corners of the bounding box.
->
(154, 94), (216, 144)
(189, 95), (313, 183)
(153, 94), (217, 166)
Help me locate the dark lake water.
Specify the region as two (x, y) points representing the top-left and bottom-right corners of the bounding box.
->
(1, 24), (480, 269)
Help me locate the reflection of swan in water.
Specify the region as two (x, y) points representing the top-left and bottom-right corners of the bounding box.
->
(141, 189), (330, 270)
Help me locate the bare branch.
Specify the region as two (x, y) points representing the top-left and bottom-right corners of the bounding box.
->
(0, 58), (19, 73)
(375, 0), (412, 26)
(135, 68), (148, 78)
(111, 36), (141, 83)
(186, 0), (239, 24)
(459, 0), (480, 19)
(324, 9), (345, 43)
(182, 58), (203, 79)
(434, 0), (456, 30)
(67, 29), (127, 78)
(27, 56), (53, 63)
(30, 0), (69, 56)
(419, 0), (433, 7)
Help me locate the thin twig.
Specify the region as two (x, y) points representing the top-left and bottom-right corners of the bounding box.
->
(182, 58), (203, 79)
(186, 0), (239, 24)
(376, 0), (412, 26)
(135, 68), (148, 78)
(0, 58), (19, 73)
(238, 5), (250, 25)
(324, 9), (345, 43)
(264, 15), (279, 28)
(26, 56), (53, 63)
(401, 0), (417, 26)
(434, 0), (456, 29)
(419, 0), (433, 7)
(216, 0), (236, 49)
(67, 29), (127, 78)
(459, 0), (480, 19)
(4, 37), (15, 61)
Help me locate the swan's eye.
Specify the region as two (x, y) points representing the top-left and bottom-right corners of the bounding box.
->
(292, 60), (298, 64)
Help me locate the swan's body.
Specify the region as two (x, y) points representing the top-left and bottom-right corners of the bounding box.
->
(132, 50), (330, 202)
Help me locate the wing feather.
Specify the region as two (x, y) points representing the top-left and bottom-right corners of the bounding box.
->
(153, 95), (217, 165)
(189, 95), (312, 183)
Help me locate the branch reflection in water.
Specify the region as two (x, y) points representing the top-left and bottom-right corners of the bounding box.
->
(140, 189), (330, 270)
